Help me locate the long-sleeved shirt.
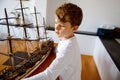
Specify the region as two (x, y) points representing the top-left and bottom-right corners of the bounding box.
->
(22, 36), (81, 80)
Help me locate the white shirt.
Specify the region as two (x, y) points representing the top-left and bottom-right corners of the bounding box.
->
(22, 36), (81, 80)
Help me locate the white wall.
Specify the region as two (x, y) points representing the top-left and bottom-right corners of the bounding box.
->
(75, 34), (97, 55)
(46, 0), (120, 32)
(46, 0), (66, 27)
(78, 0), (120, 32)
(35, 0), (47, 19)
(0, 0), (17, 18)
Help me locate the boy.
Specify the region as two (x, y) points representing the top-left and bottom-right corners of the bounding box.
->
(22, 2), (83, 80)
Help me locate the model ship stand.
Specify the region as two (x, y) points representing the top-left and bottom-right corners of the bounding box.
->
(0, 0), (54, 80)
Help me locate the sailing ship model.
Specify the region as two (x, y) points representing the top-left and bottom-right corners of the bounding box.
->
(0, 0), (54, 80)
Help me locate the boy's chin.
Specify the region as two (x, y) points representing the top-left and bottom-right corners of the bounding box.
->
(57, 35), (63, 39)
(57, 36), (62, 38)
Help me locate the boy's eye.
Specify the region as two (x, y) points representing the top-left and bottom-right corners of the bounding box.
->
(59, 24), (64, 27)
(55, 23), (65, 27)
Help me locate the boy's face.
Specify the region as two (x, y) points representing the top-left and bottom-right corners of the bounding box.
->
(55, 17), (77, 40)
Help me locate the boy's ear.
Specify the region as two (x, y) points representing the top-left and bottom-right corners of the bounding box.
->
(73, 26), (79, 32)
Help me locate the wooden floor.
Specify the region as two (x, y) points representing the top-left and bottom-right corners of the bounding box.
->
(81, 55), (101, 80)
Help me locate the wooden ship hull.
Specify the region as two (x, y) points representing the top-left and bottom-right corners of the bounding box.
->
(0, 40), (54, 80)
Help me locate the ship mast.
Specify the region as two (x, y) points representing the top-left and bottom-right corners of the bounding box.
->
(43, 17), (47, 40)
(16, 0), (31, 56)
(34, 6), (40, 39)
(33, 6), (41, 49)
(20, 0), (27, 38)
(4, 8), (14, 67)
